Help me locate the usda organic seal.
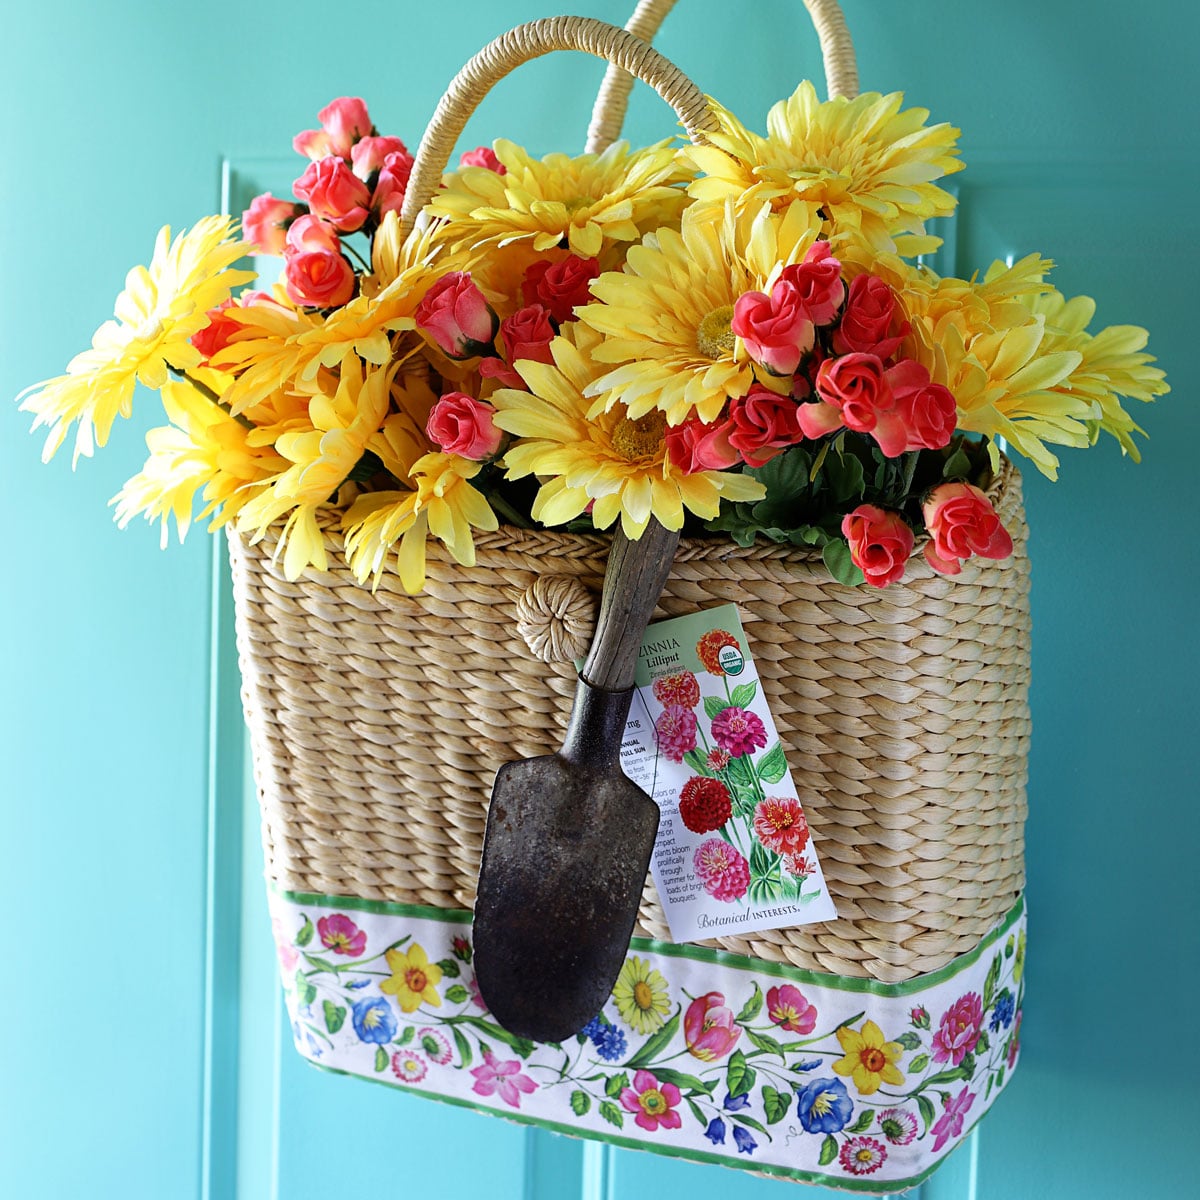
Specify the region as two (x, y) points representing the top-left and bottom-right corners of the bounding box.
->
(717, 643), (745, 675)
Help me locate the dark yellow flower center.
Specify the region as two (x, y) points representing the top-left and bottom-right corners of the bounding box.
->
(633, 980), (655, 1011)
(611, 411), (666, 461)
(640, 1088), (667, 1115)
(860, 1047), (887, 1073)
(696, 305), (736, 359)
(406, 968), (427, 993)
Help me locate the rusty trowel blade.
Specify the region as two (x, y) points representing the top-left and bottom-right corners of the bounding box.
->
(473, 753), (660, 1043)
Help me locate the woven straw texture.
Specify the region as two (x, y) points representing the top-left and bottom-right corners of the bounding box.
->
(230, 459), (1030, 984)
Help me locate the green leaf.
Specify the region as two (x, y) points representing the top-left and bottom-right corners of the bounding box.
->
(605, 1072), (629, 1099)
(436, 958), (461, 979)
(745, 1027), (786, 1059)
(300, 953), (337, 973)
(729, 682), (758, 709)
(445, 984), (469, 1004)
(703, 695), (730, 721)
(822, 539), (863, 586)
(818, 1134), (838, 1166)
(975, 1029), (991, 1053)
(452, 1026), (472, 1069)
(983, 954), (1001, 1011)
(374, 1046), (389, 1073)
(626, 1009), (681, 1069)
(686, 1097), (708, 1128)
(809, 440), (831, 482)
(996, 1065), (1006, 1090)
(653, 1068), (713, 1094)
(683, 749), (711, 774)
(959, 1051), (976, 1077)
(916, 1093), (936, 1133)
(295, 917), (314, 947)
(736, 984), (764, 1025)
(943, 445), (972, 480)
(570, 1090), (591, 1117)
(755, 742), (788, 784)
(985, 1073), (994, 1101)
(396, 1025), (415, 1046)
(848, 1107), (875, 1133)
(921, 1066), (972, 1089)
(322, 1000), (346, 1034)
(896, 1031), (923, 1051)
(294, 972), (316, 1006)
(734, 1113), (768, 1135)
(725, 1050), (756, 1097)
(762, 1085), (791, 1125)
(825, 447), (866, 503)
(599, 1101), (624, 1129)
(909, 1052), (930, 1073)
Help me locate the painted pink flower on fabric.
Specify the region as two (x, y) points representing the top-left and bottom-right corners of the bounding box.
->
(391, 1050), (428, 1083)
(683, 992), (742, 1062)
(619, 1069), (682, 1132)
(766, 984), (817, 1034)
(470, 1050), (537, 1109)
(752, 796), (810, 856)
(272, 917), (299, 972)
(652, 671), (700, 710)
(710, 706), (768, 757)
(931, 1086), (976, 1152)
(693, 839), (750, 902)
(840, 1136), (887, 1176)
(655, 704), (698, 763)
(468, 975), (488, 1011)
(317, 913), (367, 957)
(1007, 1009), (1023, 1069)
(932, 992), (983, 1066)
(417, 1027), (453, 1066)
(878, 1107), (919, 1146)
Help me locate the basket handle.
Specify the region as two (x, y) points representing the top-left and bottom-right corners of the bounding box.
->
(398, 16), (717, 238)
(586, 0), (859, 153)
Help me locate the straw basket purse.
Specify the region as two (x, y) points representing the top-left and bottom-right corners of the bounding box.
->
(237, 2), (1030, 1190)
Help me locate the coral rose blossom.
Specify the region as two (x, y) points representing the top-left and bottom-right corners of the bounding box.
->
(350, 135), (408, 180)
(664, 416), (739, 474)
(833, 273), (908, 359)
(777, 240), (845, 326)
(684, 992), (742, 1061)
(294, 96), (372, 161)
(731, 278), (816, 376)
(651, 670), (700, 710)
(678, 776), (732, 835)
(284, 249), (355, 308)
(371, 150), (415, 218)
(841, 505), (914, 588)
(293, 156), (372, 233)
(415, 272), (498, 358)
(654, 704), (698, 763)
(711, 706), (768, 757)
(426, 392), (503, 460)
(693, 839), (750, 902)
(480, 304), (557, 387)
(459, 145), (506, 173)
(522, 255), (600, 323)
(752, 796), (810, 856)
(241, 192), (299, 255)
(725, 385), (805, 466)
(888, 359), (958, 453)
(922, 482), (1014, 575)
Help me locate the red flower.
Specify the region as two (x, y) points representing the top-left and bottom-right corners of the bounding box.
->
(777, 240), (845, 326)
(651, 671), (700, 710)
(284, 249), (355, 309)
(922, 483), (1014, 575)
(415, 272), (498, 358)
(888, 359), (958, 453)
(710, 707), (768, 758)
(724, 385), (805, 466)
(480, 304), (557, 387)
(241, 192), (300, 256)
(731, 280), (815, 376)
(459, 145), (506, 174)
(522, 256), (600, 323)
(833, 273), (908, 359)
(664, 416), (739, 474)
(678, 777), (732, 834)
(293, 156), (372, 233)
(696, 629), (740, 675)
(841, 505), (914, 588)
(752, 796), (810, 856)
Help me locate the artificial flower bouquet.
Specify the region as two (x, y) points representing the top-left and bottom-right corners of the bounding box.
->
(18, 87), (1168, 591)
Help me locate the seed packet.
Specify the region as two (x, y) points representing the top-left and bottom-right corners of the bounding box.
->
(618, 603), (837, 942)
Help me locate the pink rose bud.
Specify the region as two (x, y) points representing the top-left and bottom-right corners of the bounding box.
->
(459, 146), (507, 174)
(292, 96), (372, 160)
(415, 272), (499, 358)
(725, 385), (805, 466)
(815, 352), (895, 439)
(284, 213), (341, 256)
(293, 156), (372, 233)
(241, 192), (301, 256)
(350, 135), (409, 180)
(833, 274), (909, 359)
(841, 504), (915, 588)
(731, 280), (815, 376)
(190, 290), (280, 362)
(921, 483), (1014, 575)
(796, 398), (845, 440)
(887, 359), (958, 452)
(521, 256), (600, 324)
(777, 240), (845, 327)
(665, 416), (740, 474)
(284, 249), (356, 309)
(426, 392), (503, 460)
(371, 149), (415, 219)
(478, 305), (556, 389)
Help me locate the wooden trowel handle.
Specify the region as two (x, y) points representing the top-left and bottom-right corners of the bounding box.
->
(581, 518), (681, 692)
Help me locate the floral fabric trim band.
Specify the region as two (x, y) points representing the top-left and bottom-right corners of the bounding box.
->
(269, 890), (1025, 1193)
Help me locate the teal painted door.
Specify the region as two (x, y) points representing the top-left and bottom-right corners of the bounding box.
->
(3, 2), (1196, 1197)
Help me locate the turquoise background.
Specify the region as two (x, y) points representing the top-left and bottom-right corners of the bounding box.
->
(2, 1), (1196, 1197)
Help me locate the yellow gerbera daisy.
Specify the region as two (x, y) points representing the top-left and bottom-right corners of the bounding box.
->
(683, 82), (963, 255)
(427, 138), (690, 259)
(19, 215), (253, 463)
(832, 1020), (905, 1095)
(611, 955), (672, 1036)
(112, 379), (285, 545)
(342, 453), (499, 595)
(492, 324), (765, 538)
(576, 200), (823, 424)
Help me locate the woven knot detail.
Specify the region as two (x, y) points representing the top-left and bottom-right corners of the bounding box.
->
(515, 575), (596, 664)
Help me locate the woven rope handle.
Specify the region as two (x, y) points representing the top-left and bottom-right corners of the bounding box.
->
(398, 16), (717, 237)
(587, 0), (858, 153)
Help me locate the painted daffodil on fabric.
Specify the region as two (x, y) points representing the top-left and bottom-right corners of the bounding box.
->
(427, 138), (690, 260)
(492, 323), (765, 537)
(19, 216), (253, 463)
(380, 942), (443, 1013)
(611, 955), (672, 1036)
(683, 81), (963, 256)
(832, 1019), (905, 1095)
(576, 199), (823, 425)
